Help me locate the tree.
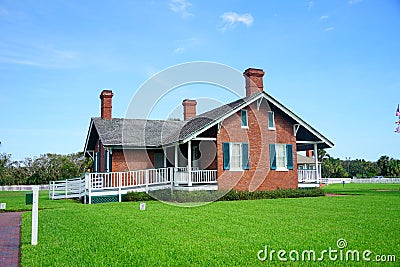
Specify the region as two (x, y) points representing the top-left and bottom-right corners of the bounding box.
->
(322, 157), (348, 178)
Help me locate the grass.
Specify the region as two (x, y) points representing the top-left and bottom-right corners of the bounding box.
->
(322, 183), (400, 196)
(1, 185), (399, 266)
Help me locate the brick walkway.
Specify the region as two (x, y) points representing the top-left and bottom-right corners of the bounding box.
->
(0, 212), (22, 267)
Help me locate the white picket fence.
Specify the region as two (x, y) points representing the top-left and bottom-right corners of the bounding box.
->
(351, 178), (400, 183)
(49, 176), (86, 200)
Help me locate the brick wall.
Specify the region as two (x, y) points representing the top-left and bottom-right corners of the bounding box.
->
(111, 149), (154, 172)
(217, 100), (297, 191)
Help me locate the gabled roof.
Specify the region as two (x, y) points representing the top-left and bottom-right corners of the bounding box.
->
(84, 91), (334, 153)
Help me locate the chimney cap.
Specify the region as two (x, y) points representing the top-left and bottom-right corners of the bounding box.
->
(100, 89), (114, 99)
(182, 99), (197, 104)
(244, 68), (265, 77)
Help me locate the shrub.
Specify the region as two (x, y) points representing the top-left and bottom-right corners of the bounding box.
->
(123, 188), (325, 203)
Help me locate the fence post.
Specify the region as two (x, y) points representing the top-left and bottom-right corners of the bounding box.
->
(65, 179), (68, 199)
(118, 173), (122, 202)
(31, 186), (39, 245)
(88, 174), (92, 205)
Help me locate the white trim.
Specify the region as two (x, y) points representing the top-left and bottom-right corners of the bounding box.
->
(217, 121), (222, 134)
(192, 137), (216, 141)
(296, 141), (324, 144)
(276, 167), (289, 172)
(83, 119), (95, 155)
(293, 124), (300, 136)
(256, 98), (262, 110)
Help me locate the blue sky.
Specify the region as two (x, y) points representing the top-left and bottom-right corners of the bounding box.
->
(0, 0), (399, 161)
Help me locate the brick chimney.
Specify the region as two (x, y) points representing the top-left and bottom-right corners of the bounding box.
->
(100, 90), (114, 120)
(244, 68), (265, 97)
(306, 150), (313, 158)
(182, 99), (197, 120)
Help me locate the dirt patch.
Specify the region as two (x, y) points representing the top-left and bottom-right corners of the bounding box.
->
(376, 190), (396, 192)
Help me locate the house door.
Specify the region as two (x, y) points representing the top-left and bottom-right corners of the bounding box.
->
(154, 152), (165, 169)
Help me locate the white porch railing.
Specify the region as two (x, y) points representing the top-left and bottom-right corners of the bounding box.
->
(84, 167), (217, 204)
(191, 170), (218, 184)
(298, 170), (321, 183)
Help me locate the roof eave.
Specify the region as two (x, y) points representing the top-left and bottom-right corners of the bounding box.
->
(83, 119), (95, 155)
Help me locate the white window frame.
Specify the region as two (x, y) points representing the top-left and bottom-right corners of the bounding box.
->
(241, 109), (248, 128)
(275, 144), (287, 171)
(230, 143), (243, 171)
(268, 111), (276, 130)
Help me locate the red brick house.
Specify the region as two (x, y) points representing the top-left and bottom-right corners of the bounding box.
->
(83, 68), (333, 197)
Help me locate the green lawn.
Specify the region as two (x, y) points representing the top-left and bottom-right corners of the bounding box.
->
(323, 183), (400, 196)
(1, 185), (399, 266)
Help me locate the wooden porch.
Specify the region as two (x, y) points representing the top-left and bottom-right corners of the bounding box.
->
(49, 167), (218, 203)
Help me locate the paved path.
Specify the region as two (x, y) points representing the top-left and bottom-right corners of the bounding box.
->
(0, 212), (22, 267)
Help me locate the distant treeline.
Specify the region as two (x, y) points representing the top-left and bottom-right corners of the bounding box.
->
(320, 150), (400, 178)
(0, 152), (92, 186)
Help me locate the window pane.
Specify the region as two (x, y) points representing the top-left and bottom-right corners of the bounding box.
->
(276, 144), (286, 168)
(231, 143), (241, 168)
(268, 112), (275, 128)
(241, 110), (248, 127)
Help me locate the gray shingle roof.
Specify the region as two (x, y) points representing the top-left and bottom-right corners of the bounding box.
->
(92, 117), (186, 147)
(86, 94), (259, 149)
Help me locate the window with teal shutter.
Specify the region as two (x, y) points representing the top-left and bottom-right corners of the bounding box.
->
(242, 143), (249, 170)
(286, 144), (293, 170)
(223, 142), (230, 170)
(270, 144), (276, 170)
(241, 109), (248, 127)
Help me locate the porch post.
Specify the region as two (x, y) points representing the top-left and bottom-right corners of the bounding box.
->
(188, 140), (192, 186)
(314, 143), (319, 182)
(174, 144), (178, 185)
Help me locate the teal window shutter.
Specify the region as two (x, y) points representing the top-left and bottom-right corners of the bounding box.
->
(241, 110), (248, 127)
(242, 143), (249, 170)
(270, 144), (276, 170)
(223, 142), (230, 170)
(286, 144), (293, 170)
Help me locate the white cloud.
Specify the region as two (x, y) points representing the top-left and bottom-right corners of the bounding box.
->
(308, 1), (314, 9)
(324, 27), (334, 32)
(219, 12), (254, 31)
(320, 15), (329, 20)
(173, 47), (185, 54)
(348, 0), (363, 5)
(169, 0), (193, 18)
